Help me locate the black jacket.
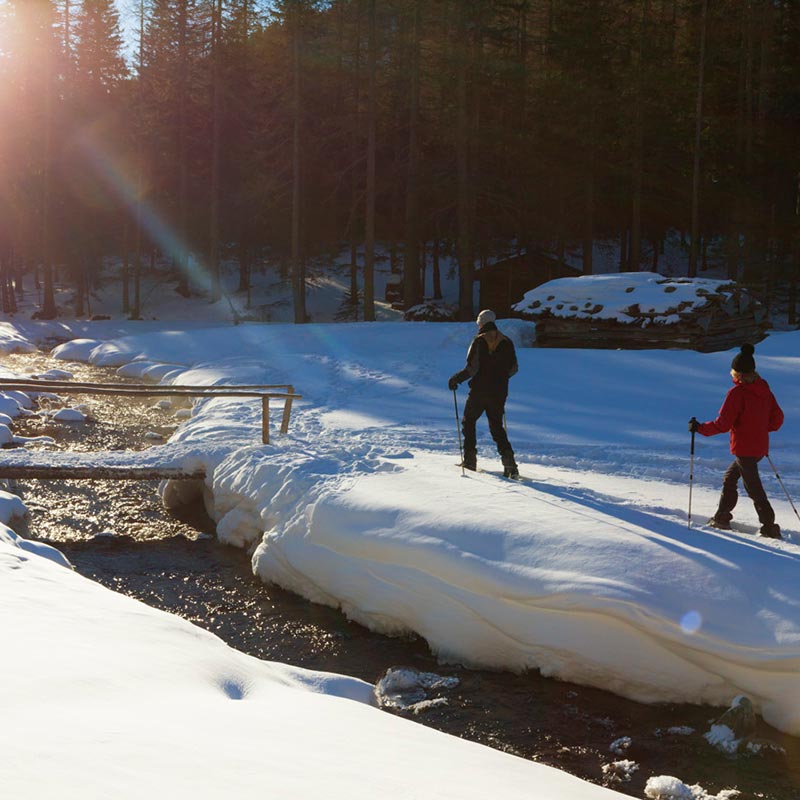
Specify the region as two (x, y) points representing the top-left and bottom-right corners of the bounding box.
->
(451, 322), (518, 397)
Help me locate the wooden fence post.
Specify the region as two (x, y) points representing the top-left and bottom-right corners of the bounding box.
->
(280, 397), (294, 435)
(262, 396), (270, 444)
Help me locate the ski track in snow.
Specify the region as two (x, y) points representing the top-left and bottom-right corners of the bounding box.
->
(292, 356), (798, 544)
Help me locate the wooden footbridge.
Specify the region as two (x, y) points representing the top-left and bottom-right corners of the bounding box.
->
(0, 377), (301, 482)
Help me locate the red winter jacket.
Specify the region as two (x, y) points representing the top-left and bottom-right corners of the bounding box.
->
(697, 377), (783, 457)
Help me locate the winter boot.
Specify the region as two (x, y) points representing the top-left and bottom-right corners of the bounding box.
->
(500, 450), (519, 480)
(759, 523), (781, 540)
(707, 517), (732, 531)
(461, 450), (477, 472)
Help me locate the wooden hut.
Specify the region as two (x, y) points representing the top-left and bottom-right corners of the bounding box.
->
(512, 273), (770, 352)
(477, 251), (580, 317)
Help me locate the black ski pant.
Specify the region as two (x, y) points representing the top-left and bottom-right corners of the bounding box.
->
(461, 391), (513, 458)
(713, 456), (775, 526)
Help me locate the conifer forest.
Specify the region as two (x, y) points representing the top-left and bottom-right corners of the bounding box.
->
(0, 1), (798, 323)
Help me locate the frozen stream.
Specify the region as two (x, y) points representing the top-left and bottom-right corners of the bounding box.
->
(5, 350), (800, 800)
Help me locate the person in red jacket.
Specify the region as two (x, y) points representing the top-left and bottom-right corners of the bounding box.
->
(689, 343), (784, 538)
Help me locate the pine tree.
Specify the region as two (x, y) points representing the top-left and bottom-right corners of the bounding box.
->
(74, 0), (127, 96)
(67, 0), (128, 314)
(141, 0), (207, 298)
(1, 0), (62, 317)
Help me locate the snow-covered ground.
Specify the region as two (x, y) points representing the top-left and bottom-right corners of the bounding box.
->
(2, 522), (634, 800)
(1, 267), (798, 798)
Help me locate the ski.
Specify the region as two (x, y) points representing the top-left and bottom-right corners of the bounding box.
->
(697, 521), (761, 537)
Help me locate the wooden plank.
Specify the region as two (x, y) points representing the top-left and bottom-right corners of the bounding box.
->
(0, 381), (301, 400)
(0, 378), (295, 393)
(0, 465), (205, 480)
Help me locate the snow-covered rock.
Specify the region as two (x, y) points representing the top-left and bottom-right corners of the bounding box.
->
(601, 759), (638, 783)
(374, 667), (459, 714)
(644, 776), (740, 800)
(49, 408), (86, 423)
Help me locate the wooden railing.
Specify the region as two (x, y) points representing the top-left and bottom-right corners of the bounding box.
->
(0, 378), (302, 445)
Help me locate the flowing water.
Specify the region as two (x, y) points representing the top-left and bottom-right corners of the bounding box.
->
(4, 350), (800, 800)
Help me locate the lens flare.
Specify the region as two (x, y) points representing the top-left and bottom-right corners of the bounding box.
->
(73, 125), (211, 293)
(680, 610), (702, 634)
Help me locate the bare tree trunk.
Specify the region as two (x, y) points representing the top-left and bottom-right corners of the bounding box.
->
(132, 240), (142, 320)
(741, 0), (758, 282)
(630, 0), (650, 273)
(41, 24), (56, 319)
(363, 0), (377, 321)
(131, 0), (146, 320)
(176, 0), (190, 297)
(789, 234), (799, 327)
(12, 251), (23, 301)
(1, 257), (9, 314)
(237, 241), (250, 293)
(689, 0), (708, 278)
(291, 1), (307, 323)
(555, 176), (566, 265)
(619, 229), (629, 271)
(725, 8), (747, 281)
(74, 255), (85, 317)
(790, 173), (800, 326)
(403, 0), (422, 310)
(348, 0), (362, 318)
(209, 0), (223, 303)
(456, 0), (473, 319)
(122, 221), (130, 313)
(432, 236), (442, 299)
(582, 138), (595, 274)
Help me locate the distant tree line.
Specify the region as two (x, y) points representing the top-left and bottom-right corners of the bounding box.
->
(0, 0), (798, 322)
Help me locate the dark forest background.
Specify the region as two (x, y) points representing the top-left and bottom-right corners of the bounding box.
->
(0, 0), (798, 323)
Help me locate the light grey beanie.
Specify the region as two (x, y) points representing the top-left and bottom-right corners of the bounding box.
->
(476, 309), (496, 328)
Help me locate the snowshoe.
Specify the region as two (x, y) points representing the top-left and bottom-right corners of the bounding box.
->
(500, 450), (518, 480)
(460, 450), (477, 472)
(706, 517), (732, 531)
(759, 523), (781, 540)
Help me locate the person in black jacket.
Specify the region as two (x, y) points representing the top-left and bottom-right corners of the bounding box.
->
(448, 309), (519, 477)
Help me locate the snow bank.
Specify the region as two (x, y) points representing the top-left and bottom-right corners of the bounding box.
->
(0, 322), (37, 354)
(249, 451), (800, 734)
(0, 538), (628, 800)
(0, 493), (70, 568)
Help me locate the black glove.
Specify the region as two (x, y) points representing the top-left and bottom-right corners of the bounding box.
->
(688, 418), (699, 433)
(448, 375), (459, 391)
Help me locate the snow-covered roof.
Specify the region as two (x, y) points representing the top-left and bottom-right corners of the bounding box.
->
(513, 273), (749, 326)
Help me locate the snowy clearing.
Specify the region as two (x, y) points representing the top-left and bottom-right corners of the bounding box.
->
(1, 305), (799, 798)
(1, 318), (798, 742)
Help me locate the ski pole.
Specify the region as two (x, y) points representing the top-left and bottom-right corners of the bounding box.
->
(453, 389), (464, 476)
(766, 455), (800, 523)
(688, 418), (697, 528)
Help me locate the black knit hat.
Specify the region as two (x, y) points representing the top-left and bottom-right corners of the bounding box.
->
(731, 343), (756, 373)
